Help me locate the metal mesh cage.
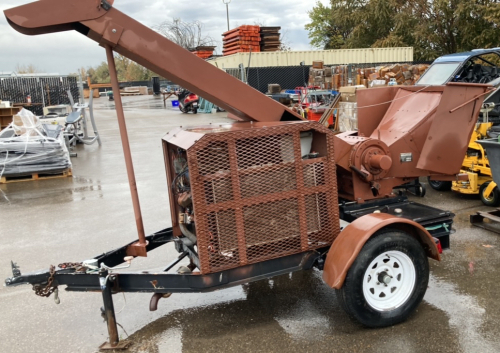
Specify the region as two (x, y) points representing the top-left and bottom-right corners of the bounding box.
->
(181, 121), (340, 274)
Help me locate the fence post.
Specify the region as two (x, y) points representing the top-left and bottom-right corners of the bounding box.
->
(239, 63), (246, 83)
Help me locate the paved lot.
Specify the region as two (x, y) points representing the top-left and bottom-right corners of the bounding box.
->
(1, 95), (500, 353)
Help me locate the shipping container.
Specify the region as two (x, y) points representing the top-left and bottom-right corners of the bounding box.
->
(208, 47), (414, 68)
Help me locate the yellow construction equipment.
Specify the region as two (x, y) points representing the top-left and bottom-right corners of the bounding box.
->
(429, 102), (500, 206)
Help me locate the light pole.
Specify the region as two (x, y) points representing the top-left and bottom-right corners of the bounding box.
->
(222, 0), (231, 32)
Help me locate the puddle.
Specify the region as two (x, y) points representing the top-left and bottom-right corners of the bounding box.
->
(156, 327), (182, 353)
(425, 274), (497, 353)
(274, 299), (330, 341)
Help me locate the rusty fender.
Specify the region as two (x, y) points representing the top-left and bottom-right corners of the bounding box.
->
(322, 213), (440, 289)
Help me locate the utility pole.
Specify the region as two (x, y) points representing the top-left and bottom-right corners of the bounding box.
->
(222, 0), (231, 32)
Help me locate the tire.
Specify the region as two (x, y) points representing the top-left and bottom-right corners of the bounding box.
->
(193, 107), (198, 114)
(427, 177), (452, 191)
(414, 183), (426, 197)
(479, 181), (500, 207)
(335, 229), (429, 328)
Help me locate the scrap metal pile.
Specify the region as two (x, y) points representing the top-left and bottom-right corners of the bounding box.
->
(309, 63), (430, 91)
(0, 109), (71, 176)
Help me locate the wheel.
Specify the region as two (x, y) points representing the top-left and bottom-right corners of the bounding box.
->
(427, 177), (452, 191)
(335, 229), (429, 328)
(414, 183), (426, 197)
(479, 181), (500, 206)
(193, 107), (198, 114)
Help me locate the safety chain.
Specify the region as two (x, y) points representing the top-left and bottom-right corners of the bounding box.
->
(33, 262), (87, 299)
(33, 265), (56, 298)
(58, 262), (86, 273)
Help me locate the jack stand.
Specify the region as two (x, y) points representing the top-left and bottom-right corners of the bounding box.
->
(98, 270), (131, 351)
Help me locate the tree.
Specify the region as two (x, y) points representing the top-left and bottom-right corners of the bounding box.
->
(93, 61), (110, 83)
(15, 63), (41, 74)
(154, 19), (217, 50)
(87, 55), (158, 83)
(305, 1), (365, 50)
(305, 0), (500, 61)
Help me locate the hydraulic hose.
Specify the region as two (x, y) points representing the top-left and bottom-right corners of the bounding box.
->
(179, 223), (197, 245)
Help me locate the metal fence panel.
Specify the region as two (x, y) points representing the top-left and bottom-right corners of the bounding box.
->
(226, 61), (431, 94)
(0, 76), (79, 115)
(247, 66), (310, 94)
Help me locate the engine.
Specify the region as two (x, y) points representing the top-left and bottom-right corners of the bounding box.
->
(163, 121), (340, 274)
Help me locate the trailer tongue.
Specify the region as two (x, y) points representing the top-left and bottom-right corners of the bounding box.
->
(3, 0), (493, 350)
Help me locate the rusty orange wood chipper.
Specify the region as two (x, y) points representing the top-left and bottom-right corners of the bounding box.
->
(3, 0), (493, 350)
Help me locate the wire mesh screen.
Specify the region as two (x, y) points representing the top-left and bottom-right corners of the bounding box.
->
(0, 76), (80, 115)
(184, 121), (340, 274)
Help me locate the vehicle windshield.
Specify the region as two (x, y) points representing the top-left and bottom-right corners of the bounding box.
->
(417, 62), (461, 85)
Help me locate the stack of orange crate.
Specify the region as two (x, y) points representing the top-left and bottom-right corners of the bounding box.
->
(222, 25), (261, 56)
(190, 46), (216, 59)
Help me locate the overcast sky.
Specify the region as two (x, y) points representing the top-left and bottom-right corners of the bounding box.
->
(0, 0), (329, 75)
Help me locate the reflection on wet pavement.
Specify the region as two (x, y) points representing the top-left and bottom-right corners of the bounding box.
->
(274, 299), (330, 341)
(124, 270), (465, 353)
(156, 327), (182, 353)
(426, 276), (496, 352)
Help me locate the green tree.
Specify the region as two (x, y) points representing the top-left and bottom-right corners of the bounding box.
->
(87, 55), (158, 83)
(93, 61), (110, 83)
(306, 0), (500, 61)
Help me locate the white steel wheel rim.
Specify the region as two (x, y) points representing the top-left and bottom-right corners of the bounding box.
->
(362, 250), (416, 311)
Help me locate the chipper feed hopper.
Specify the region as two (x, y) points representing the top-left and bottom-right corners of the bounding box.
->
(3, 0), (493, 350)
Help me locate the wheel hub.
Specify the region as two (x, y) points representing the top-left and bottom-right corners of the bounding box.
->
(378, 271), (392, 285)
(362, 251), (416, 311)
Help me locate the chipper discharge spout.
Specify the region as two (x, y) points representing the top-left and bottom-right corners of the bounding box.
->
(4, 0), (302, 123)
(333, 83), (493, 202)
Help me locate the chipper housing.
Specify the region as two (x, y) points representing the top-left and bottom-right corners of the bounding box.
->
(164, 121), (340, 274)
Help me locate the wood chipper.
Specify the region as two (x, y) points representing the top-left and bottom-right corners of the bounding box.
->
(3, 0), (493, 350)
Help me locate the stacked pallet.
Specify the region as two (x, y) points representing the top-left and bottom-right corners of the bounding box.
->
(0, 109), (71, 181)
(191, 46), (216, 59)
(222, 25), (261, 56)
(260, 27), (281, 52)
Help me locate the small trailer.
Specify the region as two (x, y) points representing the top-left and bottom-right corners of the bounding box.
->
(3, 0), (493, 350)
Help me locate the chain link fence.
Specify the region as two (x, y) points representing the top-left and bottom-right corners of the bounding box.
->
(224, 61), (432, 94)
(83, 79), (177, 94)
(0, 76), (80, 116)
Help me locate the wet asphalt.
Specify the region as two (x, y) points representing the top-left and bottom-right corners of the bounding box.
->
(1, 95), (500, 353)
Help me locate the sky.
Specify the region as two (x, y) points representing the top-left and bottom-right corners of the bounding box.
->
(0, 0), (329, 75)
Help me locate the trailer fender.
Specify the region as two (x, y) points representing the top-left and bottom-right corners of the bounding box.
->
(323, 213), (440, 289)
